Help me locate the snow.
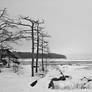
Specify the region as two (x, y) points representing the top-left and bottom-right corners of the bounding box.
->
(0, 63), (92, 92)
(0, 66), (30, 92)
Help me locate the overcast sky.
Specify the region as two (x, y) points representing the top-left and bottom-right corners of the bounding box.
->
(0, 0), (92, 59)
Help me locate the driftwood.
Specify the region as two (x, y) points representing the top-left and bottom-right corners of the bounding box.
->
(48, 75), (71, 89)
(30, 80), (38, 87)
(30, 75), (71, 88)
(81, 77), (92, 82)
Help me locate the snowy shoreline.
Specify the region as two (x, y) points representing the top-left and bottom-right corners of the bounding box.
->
(0, 63), (92, 92)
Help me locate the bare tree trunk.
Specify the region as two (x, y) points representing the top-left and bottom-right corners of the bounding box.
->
(41, 35), (44, 71)
(35, 25), (39, 73)
(8, 56), (10, 68)
(31, 23), (35, 77)
(0, 43), (3, 63)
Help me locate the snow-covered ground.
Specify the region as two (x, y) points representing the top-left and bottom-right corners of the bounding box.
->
(0, 63), (92, 92)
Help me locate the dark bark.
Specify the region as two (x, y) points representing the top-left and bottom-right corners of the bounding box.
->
(35, 25), (39, 73)
(31, 23), (34, 77)
(41, 35), (44, 71)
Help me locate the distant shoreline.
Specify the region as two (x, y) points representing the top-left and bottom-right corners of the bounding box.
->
(19, 59), (92, 65)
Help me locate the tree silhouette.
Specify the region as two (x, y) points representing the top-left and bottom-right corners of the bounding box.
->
(1, 9), (51, 77)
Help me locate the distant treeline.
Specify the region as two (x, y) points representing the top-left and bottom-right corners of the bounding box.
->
(13, 52), (67, 59)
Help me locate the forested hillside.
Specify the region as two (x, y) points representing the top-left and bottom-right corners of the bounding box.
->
(13, 52), (67, 59)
